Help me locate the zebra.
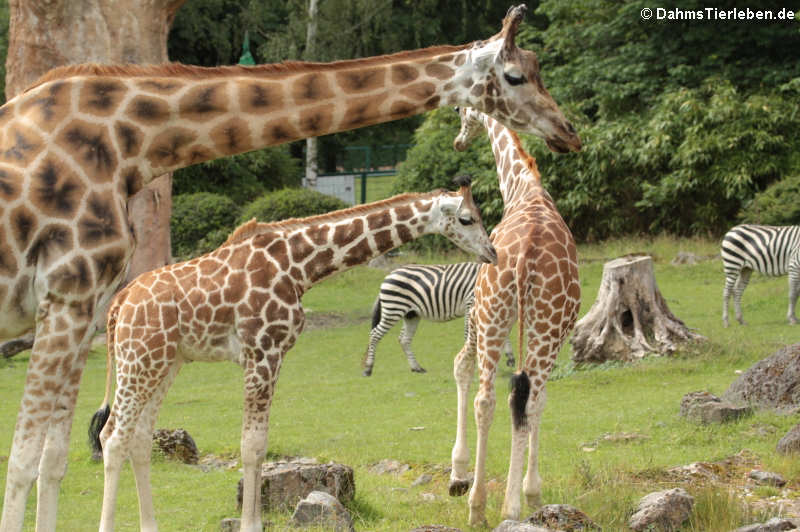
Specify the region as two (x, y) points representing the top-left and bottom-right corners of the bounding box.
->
(721, 224), (800, 327)
(362, 262), (514, 376)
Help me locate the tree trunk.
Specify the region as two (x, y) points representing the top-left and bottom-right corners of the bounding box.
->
(304, 0), (320, 189)
(5, 0), (185, 283)
(570, 255), (704, 363)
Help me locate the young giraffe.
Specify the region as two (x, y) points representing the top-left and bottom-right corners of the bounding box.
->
(0, 6), (581, 530)
(88, 177), (495, 532)
(448, 108), (581, 526)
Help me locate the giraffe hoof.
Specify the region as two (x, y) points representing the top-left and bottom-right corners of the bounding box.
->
(449, 479), (470, 497)
(411, 367), (427, 374)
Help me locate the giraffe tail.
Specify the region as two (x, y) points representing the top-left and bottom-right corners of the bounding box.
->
(510, 260), (530, 430)
(88, 292), (123, 455)
(509, 371), (530, 431)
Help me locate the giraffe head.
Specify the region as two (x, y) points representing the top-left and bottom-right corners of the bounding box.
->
(431, 175), (497, 264)
(453, 107), (487, 152)
(456, 4), (581, 153)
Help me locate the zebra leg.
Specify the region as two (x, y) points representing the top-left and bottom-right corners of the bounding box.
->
(788, 265), (799, 325)
(733, 269), (752, 325)
(722, 274), (736, 328)
(363, 327), (388, 377)
(399, 315), (425, 373)
(502, 338), (515, 368)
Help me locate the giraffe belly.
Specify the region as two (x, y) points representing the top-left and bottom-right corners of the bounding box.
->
(178, 331), (242, 364)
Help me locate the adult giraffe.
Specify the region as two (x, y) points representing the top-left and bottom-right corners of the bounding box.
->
(448, 107), (581, 526)
(0, 5), (580, 530)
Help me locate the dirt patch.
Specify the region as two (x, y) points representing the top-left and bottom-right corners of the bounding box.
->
(303, 310), (370, 331)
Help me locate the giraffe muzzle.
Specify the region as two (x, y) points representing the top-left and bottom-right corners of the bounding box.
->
(480, 244), (498, 265)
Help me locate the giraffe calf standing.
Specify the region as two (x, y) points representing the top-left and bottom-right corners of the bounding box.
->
(448, 109), (581, 526)
(88, 177), (496, 532)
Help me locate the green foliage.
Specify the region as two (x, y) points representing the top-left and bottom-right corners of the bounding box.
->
(239, 187), (349, 224)
(397, 1), (800, 241)
(738, 175), (800, 226)
(172, 147), (301, 205)
(171, 192), (241, 259)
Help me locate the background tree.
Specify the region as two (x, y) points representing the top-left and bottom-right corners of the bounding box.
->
(395, 0), (800, 241)
(5, 0), (186, 281)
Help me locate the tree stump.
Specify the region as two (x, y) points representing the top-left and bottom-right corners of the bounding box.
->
(570, 255), (703, 363)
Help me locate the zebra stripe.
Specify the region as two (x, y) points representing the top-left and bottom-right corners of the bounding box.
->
(362, 262), (513, 376)
(721, 224), (800, 326)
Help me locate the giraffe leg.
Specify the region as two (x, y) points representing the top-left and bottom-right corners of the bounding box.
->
(0, 300), (92, 532)
(733, 269), (752, 325)
(398, 315), (425, 373)
(98, 342), (177, 532)
(449, 329), (476, 496)
(129, 360), (183, 532)
(239, 348), (285, 532)
(468, 359), (496, 527)
(35, 321), (94, 532)
(522, 386), (547, 509)
(500, 371), (534, 521)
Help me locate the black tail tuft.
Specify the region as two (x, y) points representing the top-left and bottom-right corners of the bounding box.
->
(509, 372), (530, 431)
(88, 404), (111, 456)
(371, 298), (382, 330)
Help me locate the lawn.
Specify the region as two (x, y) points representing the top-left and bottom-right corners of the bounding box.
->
(1, 236), (798, 531)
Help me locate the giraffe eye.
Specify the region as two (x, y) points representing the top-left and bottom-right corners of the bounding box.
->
(458, 215), (475, 226)
(503, 72), (526, 86)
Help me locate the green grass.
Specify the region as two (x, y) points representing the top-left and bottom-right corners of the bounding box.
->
(1, 236), (798, 531)
(354, 175), (397, 204)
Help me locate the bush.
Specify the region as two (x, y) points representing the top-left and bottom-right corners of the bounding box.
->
(239, 187), (349, 223)
(171, 192), (241, 259)
(738, 175), (800, 226)
(173, 147), (301, 205)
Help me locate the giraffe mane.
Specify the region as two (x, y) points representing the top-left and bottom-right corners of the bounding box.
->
(25, 44), (472, 92)
(223, 190), (444, 246)
(506, 129), (541, 182)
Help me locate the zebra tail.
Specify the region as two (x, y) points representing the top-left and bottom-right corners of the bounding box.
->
(509, 371), (530, 430)
(370, 297), (382, 330)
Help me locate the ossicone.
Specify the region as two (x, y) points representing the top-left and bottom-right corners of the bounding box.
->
(452, 174), (473, 188)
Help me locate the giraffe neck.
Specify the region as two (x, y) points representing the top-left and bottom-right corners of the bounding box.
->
(482, 115), (542, 206)
(235, 193), (436, 291)
(15, 44), (482, 190)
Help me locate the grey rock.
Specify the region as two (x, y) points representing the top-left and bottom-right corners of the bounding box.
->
(492, 520), (554, 532)
(671, 252), (699, 265)
(219, 518), (240, 532)
(629, 488), (694, 531)
(777, 423), (800, 455)
(290, 490), (354, 532)
(236, 458), (354, 511)
(748, 470), (786, 487)
(723, 343), (800, 411)
(526, 504), (601, 531)
(731, 517), (800, 532)
(152, 428), (199, 464)
(412, 473), (433, 487)
(369, 458), (410, 475)
(679, 391), (752, 424)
